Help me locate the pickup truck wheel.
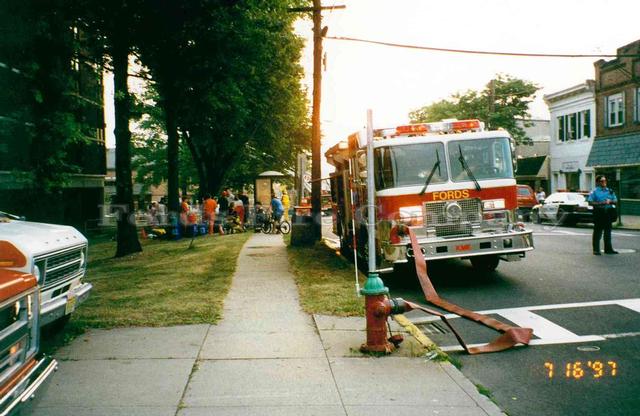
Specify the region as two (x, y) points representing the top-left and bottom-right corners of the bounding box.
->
(470, 255), (500, 273)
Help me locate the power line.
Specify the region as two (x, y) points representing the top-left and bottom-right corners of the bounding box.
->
(326, 36), (640, 58)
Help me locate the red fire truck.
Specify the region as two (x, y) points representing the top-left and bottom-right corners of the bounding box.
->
(326, 119), (534, 273)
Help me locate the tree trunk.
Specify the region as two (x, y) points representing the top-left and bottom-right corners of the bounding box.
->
(112, 36), (142, 258)
(182, 131), (205, 195)
(165, 103), (180, 214)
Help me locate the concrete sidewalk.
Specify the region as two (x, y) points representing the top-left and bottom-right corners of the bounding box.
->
(27, 233), (503, 416)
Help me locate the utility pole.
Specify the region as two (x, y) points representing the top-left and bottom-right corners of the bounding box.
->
(488, 79), (495, 130)
(290, 1), (345, 240)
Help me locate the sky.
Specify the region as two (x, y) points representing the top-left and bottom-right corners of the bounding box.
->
(293, 0), (640, 173)
(106, 0), (640, 178)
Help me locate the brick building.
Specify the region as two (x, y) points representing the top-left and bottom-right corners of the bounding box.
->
(0, 18), (106, 230)
(586, 40), (640, 215)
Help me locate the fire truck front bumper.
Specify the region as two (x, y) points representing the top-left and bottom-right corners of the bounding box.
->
(385, 229), (534, 264)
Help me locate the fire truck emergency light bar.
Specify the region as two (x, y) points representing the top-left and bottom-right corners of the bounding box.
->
(375, 119), (484, 138)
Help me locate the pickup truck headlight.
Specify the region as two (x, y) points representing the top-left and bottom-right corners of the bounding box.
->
(31, 264), (41, 281)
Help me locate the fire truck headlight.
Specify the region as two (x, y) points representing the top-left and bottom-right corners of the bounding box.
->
(483, 199), (506, 211)
(482, 210), (509, 230)
(398, 206), (423, 226)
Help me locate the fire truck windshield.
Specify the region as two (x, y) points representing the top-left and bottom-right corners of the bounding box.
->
(374, 142), (448, 190)
(448, 137), (513, 182)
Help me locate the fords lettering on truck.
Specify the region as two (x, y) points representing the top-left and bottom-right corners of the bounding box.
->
(325, 119), (534, 274)
(432, 190), (470, 201)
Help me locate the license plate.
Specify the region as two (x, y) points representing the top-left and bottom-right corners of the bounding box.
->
(65, 295), (77, 315)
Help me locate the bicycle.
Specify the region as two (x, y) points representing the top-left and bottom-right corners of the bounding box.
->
(261, 213), (290, 234)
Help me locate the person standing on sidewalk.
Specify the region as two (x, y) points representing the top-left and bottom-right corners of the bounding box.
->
(588, 175), (618, 255)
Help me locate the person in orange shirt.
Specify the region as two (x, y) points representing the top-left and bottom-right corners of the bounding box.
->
(180, 196), (190, 235)
(233, 196), (245, 227)
(203, 193), (217, 234)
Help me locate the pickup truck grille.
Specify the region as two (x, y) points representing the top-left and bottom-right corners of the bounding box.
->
(423, 199), (482, 237)
(35, 245), (85, 289)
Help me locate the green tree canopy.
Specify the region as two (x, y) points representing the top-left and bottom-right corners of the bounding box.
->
(137, 0), (310, 199)
(409, 74), (539, 143)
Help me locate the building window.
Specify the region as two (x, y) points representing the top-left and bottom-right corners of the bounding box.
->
(582, 109), (591, 137)
(635, 87), (640, 122)
(621, 166), (640, 200)
(568, 113), (577, 140)
(556, 109), (591, 142)
(557, 116), (565, 141)
(606, 93), (624, 127)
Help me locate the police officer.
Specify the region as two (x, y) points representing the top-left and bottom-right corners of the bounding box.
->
(588, 175), (618, 255)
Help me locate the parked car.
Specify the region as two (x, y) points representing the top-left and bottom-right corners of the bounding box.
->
(0, 211), (92, 330)
(516, 185), (538, 221)
(0, 249), (58, 414)
(531, 192), (594, 225)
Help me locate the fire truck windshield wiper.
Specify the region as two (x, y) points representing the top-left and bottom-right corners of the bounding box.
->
(419, 149), (441, 196)
(457, 145), (481, 191)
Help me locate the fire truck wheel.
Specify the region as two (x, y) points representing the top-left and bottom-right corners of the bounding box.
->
(358, 236), (381, 272)
(339, 238), (354, 261)
(470, 255), (500, 273)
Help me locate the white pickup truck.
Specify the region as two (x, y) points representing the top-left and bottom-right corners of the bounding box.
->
(0, 212), (92, 327)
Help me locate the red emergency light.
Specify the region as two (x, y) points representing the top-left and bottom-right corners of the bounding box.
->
(451, 119), (481, 131)
(395, 124), (430, 135)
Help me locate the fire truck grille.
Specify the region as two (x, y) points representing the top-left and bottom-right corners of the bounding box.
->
(423, 199), (482, 237)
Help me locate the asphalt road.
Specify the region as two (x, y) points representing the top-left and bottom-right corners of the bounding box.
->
(381, 223), (640, 416)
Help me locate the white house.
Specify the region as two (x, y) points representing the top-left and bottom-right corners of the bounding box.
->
(544, 80), (596, 192)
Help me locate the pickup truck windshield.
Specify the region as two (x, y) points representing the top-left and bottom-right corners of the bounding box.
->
(448, 137), (513, 182)
(375, 142), (448, 190)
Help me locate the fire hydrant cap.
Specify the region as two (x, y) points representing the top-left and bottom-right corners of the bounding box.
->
(359, 272), (389, 295)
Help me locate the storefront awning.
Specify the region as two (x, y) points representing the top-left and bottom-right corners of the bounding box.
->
(516, 155), (548, 178)
(587, 133), (640, 168)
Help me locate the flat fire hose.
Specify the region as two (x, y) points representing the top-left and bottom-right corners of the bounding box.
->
(405, 227), (533, 354)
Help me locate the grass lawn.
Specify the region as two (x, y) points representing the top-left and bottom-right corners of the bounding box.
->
(72, 233), (250, 328)
(286, 236), (365, 316)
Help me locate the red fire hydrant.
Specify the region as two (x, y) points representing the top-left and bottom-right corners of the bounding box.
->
(360, 273), (406, 353)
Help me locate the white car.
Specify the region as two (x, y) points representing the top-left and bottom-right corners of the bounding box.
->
(531, 192), (594, 225)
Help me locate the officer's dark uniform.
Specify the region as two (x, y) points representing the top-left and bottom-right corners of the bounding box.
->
(587, 183), (618, 255)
